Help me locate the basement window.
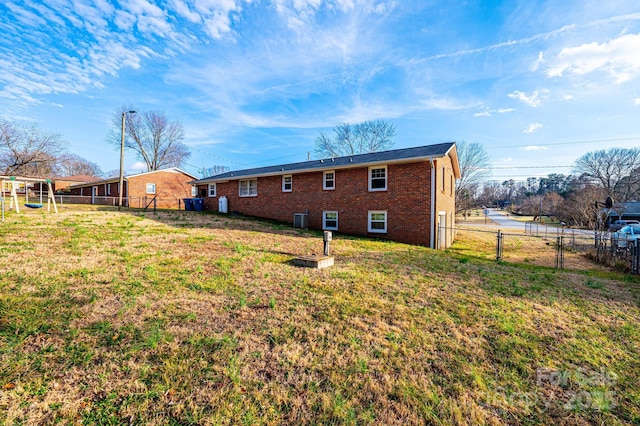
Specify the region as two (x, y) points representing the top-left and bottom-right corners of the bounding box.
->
(368, 211), (387, 233)
(369, 166), (387, 191)
(323, 211), (338, 231)
(239, 179), (257, 197)
(208, 183), (216, 197)
(282, 175), (292, 192)
(146, 183), (156, 194)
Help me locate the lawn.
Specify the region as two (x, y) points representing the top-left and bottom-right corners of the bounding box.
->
(0, 206), (639, 425)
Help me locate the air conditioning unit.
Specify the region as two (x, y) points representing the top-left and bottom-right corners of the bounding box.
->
(293, 213), (309, 229)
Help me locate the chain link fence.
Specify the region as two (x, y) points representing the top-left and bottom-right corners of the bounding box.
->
(455, 227), (639, 274)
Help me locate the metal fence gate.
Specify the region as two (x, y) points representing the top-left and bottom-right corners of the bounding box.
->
(485, 230), (639, 274)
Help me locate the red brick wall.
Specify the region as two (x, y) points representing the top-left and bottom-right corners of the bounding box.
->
(129, 171), (194, 209)
(199, 162), (437, 246)
(68, 171), (194, 209)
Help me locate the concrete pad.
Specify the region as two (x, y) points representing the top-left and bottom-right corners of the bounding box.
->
(293, 255), (334, 269)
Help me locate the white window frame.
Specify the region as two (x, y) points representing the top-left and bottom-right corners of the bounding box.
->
(208, 183), (216, 197)
(282, 175), (292, 192)
(323, 170), (335, 190)
(106, 183), (111, 195)
(191, 186), (197, 197)
(323, 211), (338, 231)
(368, 210), (387, 233)
(239, 179), (257, 197)
(146, 183), (156, 195)
(369, 166), (387, 191)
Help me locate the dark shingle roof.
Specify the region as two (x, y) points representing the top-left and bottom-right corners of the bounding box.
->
(194, 142), (456, 183)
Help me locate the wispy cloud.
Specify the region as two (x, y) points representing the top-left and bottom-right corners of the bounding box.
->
(520, 145), (549, 151)
(473, 107), (516, 117)
(546, 33), (640, 83)
(523, 122), (543, 134)
(508, 90), (547, 107)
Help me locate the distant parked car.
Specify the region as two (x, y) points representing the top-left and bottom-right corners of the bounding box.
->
(611, 224), (640, 248)
(608, 219), (640, 232)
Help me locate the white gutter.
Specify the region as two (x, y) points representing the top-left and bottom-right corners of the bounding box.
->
(430, 158), (435, 249)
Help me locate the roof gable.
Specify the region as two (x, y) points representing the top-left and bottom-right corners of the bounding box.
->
(68, 167), (197, 189)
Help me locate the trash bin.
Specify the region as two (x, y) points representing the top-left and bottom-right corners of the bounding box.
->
(183, 198), (193, 211)
(193, 198), (204, 212)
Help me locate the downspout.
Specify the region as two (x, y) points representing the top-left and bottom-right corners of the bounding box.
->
(430, 158), (435, 249)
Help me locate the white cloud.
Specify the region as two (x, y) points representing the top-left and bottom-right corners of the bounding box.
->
(523, 123), (543, 134)
(473, 107), (515, 117)
(546, 33), (640, 83)
(129, 161), (148, 172)
(520, 145), (548, 151)
(508, 90), (547, 107)
(531, 51), (544, 72)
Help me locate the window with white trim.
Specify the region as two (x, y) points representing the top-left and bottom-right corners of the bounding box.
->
(369, 166), (387, 191)
(191, 186), (197, 197)
(368, 211), (387, 233)
(208, 183), (216, 197)
(323, 211), (338, 230)
(146, 183), (156, 194)
(239, 179), (257, 197)
(323, 171), (335, 190)
(282, 175), (292, 192)
(106, 183), (111, 195)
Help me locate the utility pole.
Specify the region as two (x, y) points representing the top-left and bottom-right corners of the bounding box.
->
(118, 110), (136, 211)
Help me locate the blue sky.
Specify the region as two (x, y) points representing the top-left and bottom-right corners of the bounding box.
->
(1, 0), (640, 181)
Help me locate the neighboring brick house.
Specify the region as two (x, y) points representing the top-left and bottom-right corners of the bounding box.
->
(68, 168), (197, 209)
(53, 175), (101, 192)
(193, 143), (460, 248)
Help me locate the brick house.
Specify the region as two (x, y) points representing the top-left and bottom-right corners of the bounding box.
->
(53, 175), (101, 192)
(68, 168), (197, 209)
(193, 143), (460, 248)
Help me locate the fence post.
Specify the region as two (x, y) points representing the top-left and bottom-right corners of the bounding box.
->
(634, 239), (640, 275)
(555, 236), (564, 269)
(496, 230), (503, 261)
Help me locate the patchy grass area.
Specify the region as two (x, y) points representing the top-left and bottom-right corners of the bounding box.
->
(1, 206), (639, 425)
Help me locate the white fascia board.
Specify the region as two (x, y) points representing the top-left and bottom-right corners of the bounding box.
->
(200, 155), (446, 183)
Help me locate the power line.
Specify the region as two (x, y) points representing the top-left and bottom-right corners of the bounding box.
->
(486, 136), (640, 149)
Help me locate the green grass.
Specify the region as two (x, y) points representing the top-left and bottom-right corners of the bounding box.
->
(0, 206), (638, 425)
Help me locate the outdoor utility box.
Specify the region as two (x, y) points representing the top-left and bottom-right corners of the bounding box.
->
(193, 198), (204, 212)
(293, 213), (308, 228)
(323, 231), (332, 242)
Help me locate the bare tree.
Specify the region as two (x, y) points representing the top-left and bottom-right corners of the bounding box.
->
(454, 141), (490, 211)
(0, 119), (65, 176)
(200, 165), (230, 178)
(315, 120), (396, 158)
(56, 153), (103, 177)
(555, 185), (607, 228)
(574, 147), (640, 201)
(109, 107), (191, 172)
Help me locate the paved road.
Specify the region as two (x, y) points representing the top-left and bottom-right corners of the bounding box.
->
(457, 208), (526, 231)
(458, 208), (598, 237)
